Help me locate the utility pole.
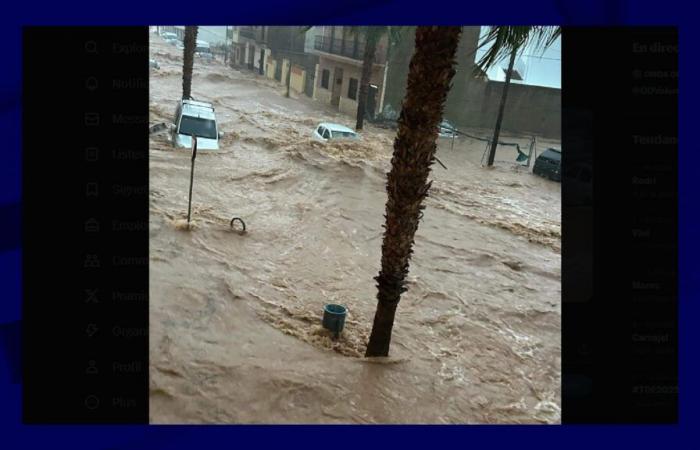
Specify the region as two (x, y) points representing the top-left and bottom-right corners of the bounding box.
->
(286, 60), (292, 97)
(486, 46), (517, 167)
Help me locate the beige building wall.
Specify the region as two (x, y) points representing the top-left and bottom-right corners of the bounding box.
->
(315, 84), (332, 104)
(266, 59), (277, 79)
(290, 65), (305, 94)
(243, 43), (250, 66)
(315, 58), (333, 103)
(281, 59), (290, 86)
(339, 97), (357, 116)
(315, 56), (386, 118)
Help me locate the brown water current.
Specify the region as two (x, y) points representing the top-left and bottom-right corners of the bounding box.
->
(149, 36), (562, 424)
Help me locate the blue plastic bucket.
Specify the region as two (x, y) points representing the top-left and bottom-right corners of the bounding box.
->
(322, 304), (347, 338)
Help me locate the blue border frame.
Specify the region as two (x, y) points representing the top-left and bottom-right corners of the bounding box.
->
(1, 0), (696, 447)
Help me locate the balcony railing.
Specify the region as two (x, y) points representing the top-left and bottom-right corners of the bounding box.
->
(239, 27), (263, 41)
(313, 35), (386, 64)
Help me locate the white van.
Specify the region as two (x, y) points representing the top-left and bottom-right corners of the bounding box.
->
(195, 40), (211, 54)
(172, 99), (222, 150)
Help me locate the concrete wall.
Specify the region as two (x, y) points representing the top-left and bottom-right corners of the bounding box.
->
(256, 55), (309, 96)
(440, 78), (561, 139)
(290, 64), (306, 94)
(267, 51), (318, 98)
(264, 26), (319, 98)
(315, 81), (332, 103)
(382, 26), (561, 139)
(339, 97), (358, 116)
(281, 59), (290, 85)
(266, 59), (277, 79)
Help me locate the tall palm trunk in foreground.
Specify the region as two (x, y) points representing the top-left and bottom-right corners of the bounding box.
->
(355, 28), (380, 131)
(365, 26), (462, 357)
(182, 26), (199, 99)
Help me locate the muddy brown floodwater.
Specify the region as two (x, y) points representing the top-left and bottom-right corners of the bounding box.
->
(149, 35), (562, 424)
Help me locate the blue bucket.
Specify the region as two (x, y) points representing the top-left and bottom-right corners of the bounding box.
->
(322, 304), (347, 338)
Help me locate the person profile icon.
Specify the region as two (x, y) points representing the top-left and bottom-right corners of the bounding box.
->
(86, 360), (98, 375)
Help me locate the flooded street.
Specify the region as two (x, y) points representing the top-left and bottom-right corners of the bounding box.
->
(149, 36), (561, 423)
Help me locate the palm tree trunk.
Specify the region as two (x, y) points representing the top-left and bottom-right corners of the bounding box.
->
(355, 30), (379, 131)
(182, 26), (198, 100)
(486, 47), (517, 166)
(365, 26), (462, 357)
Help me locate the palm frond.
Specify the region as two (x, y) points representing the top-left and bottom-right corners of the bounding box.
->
(475, 26), (560, 73)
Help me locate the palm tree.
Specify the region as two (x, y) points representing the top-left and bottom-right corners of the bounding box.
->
(301, 26), (401, 129)
(354, 27), (404, 131)
(476, 26), (560, 166)
(365, 26), (462, 357)
(182, 26), (199, 99)
(354, 27), (383, 131)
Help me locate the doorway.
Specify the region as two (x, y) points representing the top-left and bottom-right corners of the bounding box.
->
(248, 45), (255, 70)
(331, 67), (343, 108)
(366, 84), (379, 120)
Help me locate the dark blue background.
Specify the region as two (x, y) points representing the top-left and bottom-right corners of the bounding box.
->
(1, 0), (695, 447)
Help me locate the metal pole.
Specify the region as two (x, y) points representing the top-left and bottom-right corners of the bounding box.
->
(487, 47), (517, 166)
(533, 135), (538, 163)
(187, 135), (198, 226)
(435, 156), (447, 170)
(225, 26), (230, 65)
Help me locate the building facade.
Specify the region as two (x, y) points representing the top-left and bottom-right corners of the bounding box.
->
(229, 26), (269, 74)
(189, 26), (561, 138)
(308, 26), (389, 118)
(264, 26), (319, 98)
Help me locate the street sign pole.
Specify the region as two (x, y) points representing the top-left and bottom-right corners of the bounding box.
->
(187, 135), (198, 226)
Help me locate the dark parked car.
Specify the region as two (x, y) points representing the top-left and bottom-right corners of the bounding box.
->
(533, 148), (561, 181)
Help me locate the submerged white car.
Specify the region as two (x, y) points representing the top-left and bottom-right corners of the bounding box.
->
(172, 99), (222, 150)
(438, 120), (458, 138)
(312, 123), (359, 142)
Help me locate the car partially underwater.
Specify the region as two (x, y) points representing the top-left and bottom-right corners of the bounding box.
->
(172, 99), (223, 150)
(533, 148), (562, 181)
(438, 120), (458, 138)
(312, 123), (359, 142)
